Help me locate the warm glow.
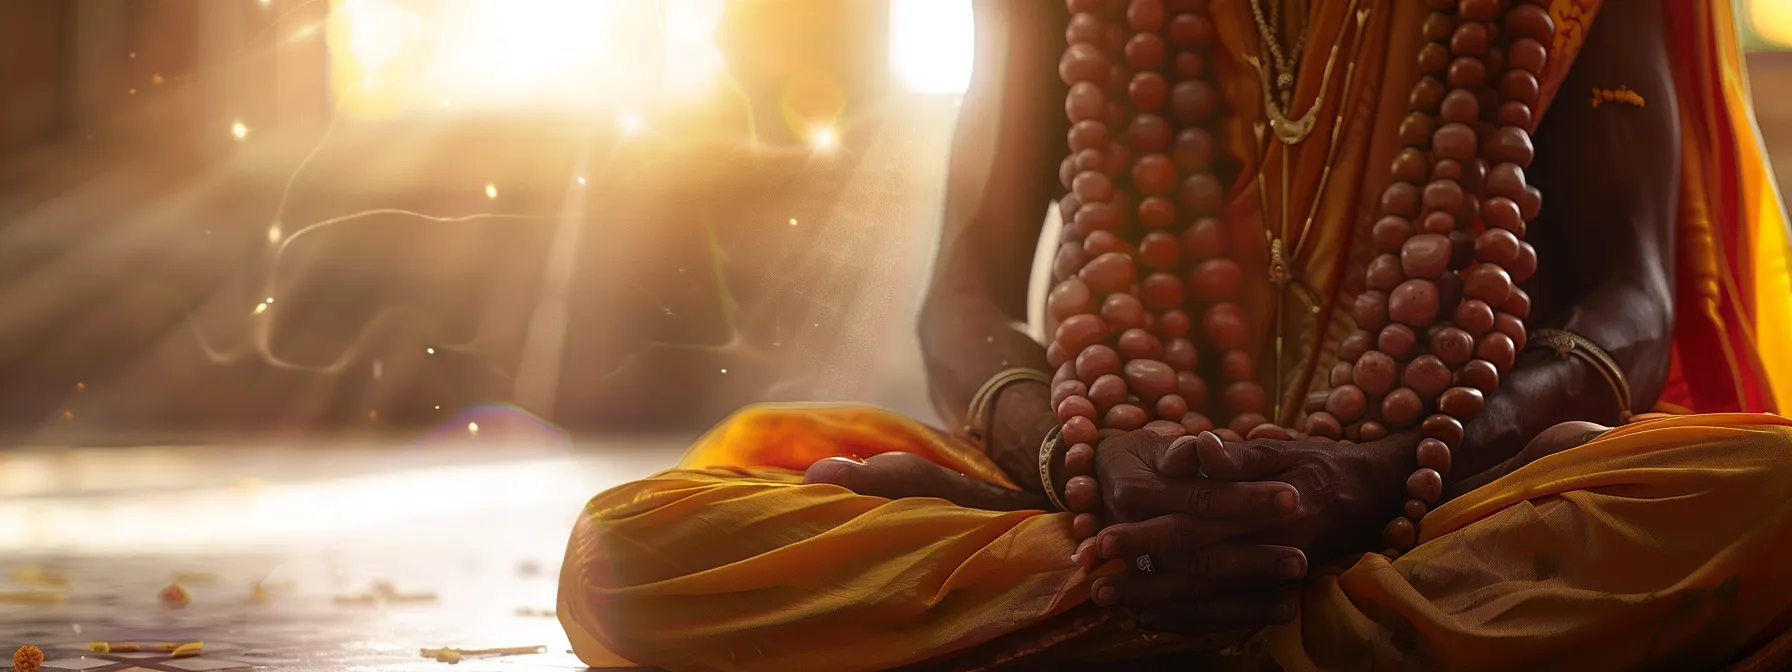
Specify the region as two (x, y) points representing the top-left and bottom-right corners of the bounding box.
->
(231, 121), (248, 139)
(890, 0), (974, 94)
(467, 422), (480, 434)
(810, 127), (837, 151)
(327, 0), (727, 116)
(1753, 0), (1792, 48)
(485, 183), (498, 199)
(617, 111), (643, 135)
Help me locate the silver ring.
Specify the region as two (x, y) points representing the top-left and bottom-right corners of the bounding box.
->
(1135, 554), (1155, 573)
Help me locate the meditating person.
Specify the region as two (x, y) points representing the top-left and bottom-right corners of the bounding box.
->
(557, 0), (1792, 670)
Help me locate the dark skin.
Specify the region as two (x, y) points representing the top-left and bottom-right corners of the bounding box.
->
(810, 0), (1681, 636)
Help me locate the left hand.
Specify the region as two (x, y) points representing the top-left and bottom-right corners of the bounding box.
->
(1089, 431), (1414, 605)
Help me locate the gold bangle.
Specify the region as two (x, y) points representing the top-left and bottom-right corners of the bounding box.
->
(1038, 424), (1070, 513)
(1529, 328), (1634, 422)
(963, 367), (1053, 441)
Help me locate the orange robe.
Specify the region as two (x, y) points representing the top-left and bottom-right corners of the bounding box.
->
(558, 1), (1792, 670)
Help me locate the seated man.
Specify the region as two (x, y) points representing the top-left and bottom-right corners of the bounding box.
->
(557, 1), (1792, 670)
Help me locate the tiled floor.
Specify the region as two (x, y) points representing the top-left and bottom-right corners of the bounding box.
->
(0, 439), (687, 671)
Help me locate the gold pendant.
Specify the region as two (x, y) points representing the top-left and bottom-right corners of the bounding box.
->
(1246, 56), (1318, 146)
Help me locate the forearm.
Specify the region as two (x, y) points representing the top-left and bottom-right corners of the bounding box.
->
(918, 293), (1051, 431)
(1454, 282), (1671, 483)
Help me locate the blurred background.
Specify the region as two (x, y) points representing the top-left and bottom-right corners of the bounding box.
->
(0, 0), (1786, 446)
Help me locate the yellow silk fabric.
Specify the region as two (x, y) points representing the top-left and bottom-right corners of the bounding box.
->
(560, 405), (1792, 671)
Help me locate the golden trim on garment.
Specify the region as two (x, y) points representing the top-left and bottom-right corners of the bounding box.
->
(1590, 87), (1645, 109)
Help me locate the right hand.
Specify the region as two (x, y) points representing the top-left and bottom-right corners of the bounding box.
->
(982, 381), (1063, 491)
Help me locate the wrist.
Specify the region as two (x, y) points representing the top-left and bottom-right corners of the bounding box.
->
(987, 381), (1056, 487)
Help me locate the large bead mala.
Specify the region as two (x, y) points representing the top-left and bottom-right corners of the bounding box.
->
(1043, 0), (1556, 556)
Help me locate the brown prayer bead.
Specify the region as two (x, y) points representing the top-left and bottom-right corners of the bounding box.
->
(1393, 148), (1430, 184)
(1487, 163), (1527, 199)
(1117, 328), (1164, 360)
(1495, 312), (1527, 352)
(1181, 217), (1227, 259)
(1180, 411), (1215, 435)
(1306, 411), (1343, 439)
(1124, 32), (1168, 70)
(1355, 350), (1399, 397)
(1123, 359), (1178, 399)
(1360, 421), (1390, 441)
(1066, 12), (1105, 45)
(1048, 279), (1096, 321)
(1430, 326), (1476, 367)
(1407, 467), (1445, 503)
(1506, 5), (1556, 43)
(1403, 355), (1452, 399)
(1106, 142), (1133, 177)
(1058, 395), (1097, 422)
(1421, 211), (1457, 235)
(1074, 202), (1120, 233)
(1483, 196), (1524, 237)
(1520, 185), (1543, 220)
(1411, 77), (1445, 111)
(1464, 263), (1514, 306)
(1383, 515), (1417, 549)
(1432, 123), (1477, 162)
(1067, 82), (1106, 122)
(1453, 299), (1496, 336)
(1177, 371), (1210, 408)
(1131, 154), (1176, 196)
(1423, 413), (1465, 446)
(1432, 159), (1464, 182)
(1498, 101), (1534, 129)
(1505, 287), (1533, 322)
(1485, 126), (1535, 167)
(1048, 342), (1072, 368)
(1326, 385), (1368, 423)
(1458, 0), (1499, 20)
(1367, 254), (1406, 292)
(1423, 180), (1465, 216)
(1180, 174), (1224, 215)
(1214, 428), (1245, 443)
(1340, 331), (1374, 362)
(1484, 46), (1505, 76)
(1416, 438), (1452, 474)
(1069, 120), (1109, 153)
(1440, 89), (1479, 123)
(1220, 350), (1254, 383)
(1060, 158), (1078, 191)
(1228, 413), (1268, 438)
(1438, 386), (1485, 419)
(1127, 0), (1166, 31)
(1166, 12), (1215, 48)
(1476, 229), (1522, 266)
(1447, 57), (1486, 89)
(1060, 44), (1111, 87)
(1056, 314), (1109, 353)
(1155, 393), (1190, 421)
(1187, 258), (1241, 301)
(1174, 51), (1205, 79)
(1205, 303), (1248, 350)
(1400, 112), (1437, 147)
(1138, 196), (1176, 229)
(1172, 127), (1216, 170)
(1354, 291), (1391, 331)
(1389, 279), (1442, 327)
(1422, 12), (1454, 42)
(1223, 381), (1267, 415)
(1509, 38), (1548, 77)
(1137, 231), (1180, 270)
(1381, 388), (1424, 427)
(1074, 147), (1107, 174)
(1457, 358), (1499, 392)
(1053, 243), (1088, 282)
(1140, 272), (1184, 311)
(1475, 331), (1516, 371)
(1082, 230), (1129, 258)
(1064, 416), (1099, 444)
(1379, 323), (1420, 360)
(1170, 79), (1220, 124)
(1089, 374), (1127, 410)
(1106, 62), (1128, 99)
(1418, 43), (1450, 75)
(1145, 420), (1189, 437)
(1076, 344), (1123, 382)
(1105, 404), (1149, 430)
(1158, 311), (1193, 342)
(1129, 114), (1173, 152)
(1101, 292), (1148, 331)
(1404, 499), (1430, 521)
(1373, 216), (1415, 253)
(1382, 182), (1421, 218)
(1053, 380), (1090, 411)
(1129, 72), (1168, 111)
(1163, 337), (1198, 371)
(1510, 242), (1539, 282)
(1501, 70), (1540, 106)
(1330, 360), (1355, 387)
(1401, 233), (1452, 279)
(1451, 22), (1490, 56)
(1306, 391), (1330, 412)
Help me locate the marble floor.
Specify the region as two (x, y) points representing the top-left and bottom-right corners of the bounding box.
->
(0, 439), (685, 671)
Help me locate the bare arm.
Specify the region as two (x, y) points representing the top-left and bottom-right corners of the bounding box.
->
(1453, 0), (1678, 484)
(918, 0), (1070, 484)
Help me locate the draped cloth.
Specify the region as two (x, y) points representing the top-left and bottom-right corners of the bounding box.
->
(559, 1), (1792, 670)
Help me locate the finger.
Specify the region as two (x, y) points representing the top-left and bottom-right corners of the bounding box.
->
(1114, 477), (1298, 523)
(1096, 514), (1253, 558)
(1150, 544), (1307, 581)
(1137, 590), (1300, 634)
(1196, 433), (1287, 481)
(1065, 475), (1100, 512)
(804, 453), (1043, 511)
(1072, 512), (1102, 540)
(1091, 572), (1219, 608)
(1156, 433), (1207, 477)
(1071, 537), (1101, 571)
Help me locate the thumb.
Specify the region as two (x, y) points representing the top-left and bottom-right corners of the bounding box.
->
(1195, 432), (1282, 481)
